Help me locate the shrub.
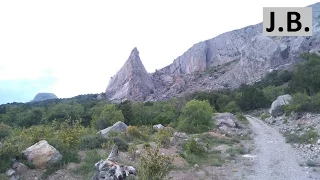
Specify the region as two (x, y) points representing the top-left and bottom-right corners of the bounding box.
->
(128, 143), (138, 159)
(184, 138), (205, 156)
(236, 85), (270, 111)
(79, 134), (103, 150)
(137, 144), (172, 180)
(263, 85), (286, 102)
(91, 104), (124, 130)
(178, 100), (212, 134)
(58, 119), (86, 150)
(138, 125), (154, 137)
(155, 128), (174, 148)
(223, 101), (241, 113)
(101, 140), (116, 150)
(109, 137), (128, 151)
(285, 129), (318, 144)
(0, 123), (11, 140)
(143, 142), (151, 149)
(74, 150), (108, 179)
(284, 93), (310, 113)
(260, 113), (271, 120)
(236, 113), (248, 125)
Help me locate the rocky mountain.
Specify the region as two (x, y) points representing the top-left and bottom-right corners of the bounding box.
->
(105, 47), (155, 102)
(106, 2), (320, 102)
(31, 93), (58, 102)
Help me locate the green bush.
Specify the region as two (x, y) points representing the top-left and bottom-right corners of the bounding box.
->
(289, 53), (320, 95)
(178, 100), (212, 134)
(285, 129), (318, 144)
(223, 101), (241, 113)
(236, 112), (248, 125)
(260, 113), (271, 120)
(109, 137), (128, 151)
(137, 144), (172, 180)
(74, 150), (108, 179)
(284, 93), (310, 113)
(79, 134), (103, 150)
(184, 138), (205, 156)
(155, 128), (174, 148)
(138, 125), (155, 136)
(263, 85), (286, 102)
(91, 104), (124, 130)
(126, 125), (148, 141)
(0, 123), (11, 140)
(236, 85), (270, 111)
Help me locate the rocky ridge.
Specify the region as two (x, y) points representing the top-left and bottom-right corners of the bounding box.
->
(106, 3), (320, 102)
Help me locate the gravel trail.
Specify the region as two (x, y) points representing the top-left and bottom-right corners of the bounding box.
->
(245, 115), (316, 180)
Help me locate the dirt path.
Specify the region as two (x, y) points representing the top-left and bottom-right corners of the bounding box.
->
(245, 115), (318, 180)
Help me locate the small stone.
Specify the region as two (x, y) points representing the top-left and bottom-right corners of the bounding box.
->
(194, 164), (199, 168)
(16, 163), (28, 174)
(153, 124), (165, 131)
(6, 169), (15, 177)
(170, 137), (176, 145)
(135, 150), (141, 157)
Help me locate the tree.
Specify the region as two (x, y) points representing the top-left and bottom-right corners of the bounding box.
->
(177, 100), (212, 134)
(262, 85), (285, 102)
(223, 101), (240, 113)
(289, 54), (320, 95)
(17, 108), (44, 127)
(47, 103), (84, 122)
(236, 85), (270, 111)
(91, 104), (124, 130)
(117, 100), (133, 125)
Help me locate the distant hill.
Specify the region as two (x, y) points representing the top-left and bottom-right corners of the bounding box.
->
(31, 93), (58, 102)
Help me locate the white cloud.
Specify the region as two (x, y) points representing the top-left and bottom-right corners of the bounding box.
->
(0, 0), (318, 100)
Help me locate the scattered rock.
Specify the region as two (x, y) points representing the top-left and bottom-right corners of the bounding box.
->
(99, 121), (128, 138)
(269, 94), (292, 117)
(14, 163), (28, 174)
(214, 113), (237, 128)
(92, 145), (136, 180)
(6, 169), (15, 177)
(170, 137), (176, 146)
(173, 132), (188, 139)
(153, 124), (165, 130)
(22, 140), (62, 169)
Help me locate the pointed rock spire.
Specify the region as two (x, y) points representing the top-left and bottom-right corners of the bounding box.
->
(105, 47), (154, 102)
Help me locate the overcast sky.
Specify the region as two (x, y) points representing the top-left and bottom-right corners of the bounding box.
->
(0, 0), (318, 104)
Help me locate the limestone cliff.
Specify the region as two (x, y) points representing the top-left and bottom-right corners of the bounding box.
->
(105, 48), (154, 102)
(106, 2), (320, 102)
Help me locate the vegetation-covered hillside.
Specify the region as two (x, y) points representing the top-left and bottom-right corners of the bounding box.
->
(1, 53), (320, 179)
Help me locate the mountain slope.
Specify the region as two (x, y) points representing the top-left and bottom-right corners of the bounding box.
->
(106, 2), (320, 102)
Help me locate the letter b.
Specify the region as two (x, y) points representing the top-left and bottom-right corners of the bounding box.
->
(287, 12), (302, 32)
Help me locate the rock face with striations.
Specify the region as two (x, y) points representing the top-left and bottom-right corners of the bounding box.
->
(105, 47), (155, 102)
(31, 93), (58, 102)
(106, 3), (320, 102)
